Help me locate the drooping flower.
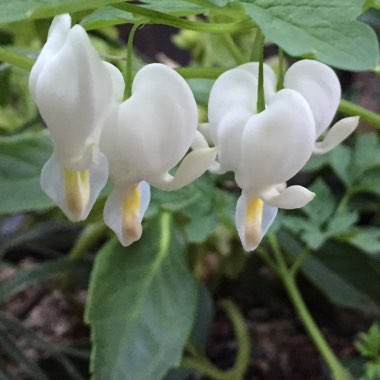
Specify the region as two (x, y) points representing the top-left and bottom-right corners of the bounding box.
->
(207, 59), (357, 251)
(30, 14), (121, 221)
(100, 63), (216, 246)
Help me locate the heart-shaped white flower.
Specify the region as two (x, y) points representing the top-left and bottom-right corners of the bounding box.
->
(30, 14), (122, 222)
(100, 63), (216, 246)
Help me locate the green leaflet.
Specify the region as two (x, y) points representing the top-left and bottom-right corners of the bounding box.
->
(0, 0), (126, 24)
(85, 213), (199, 380)
(0, 130), (53, 214)
(281, 233), (380, 312)
(240, 0), (379, 71)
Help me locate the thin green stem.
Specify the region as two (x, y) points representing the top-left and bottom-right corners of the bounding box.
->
(68, 222), (107, 260)
(336, 189), (352, 213)
(114, 3), (255, 33)
(276, 47), (284, 91)
(221, 33), (246, 64)
(256, 32), (266, 113)
(268, 235), (351, 380)
(339, 99), (380, 130)
(249, 28), (262, 62)
(182, 357), (228, 380)
(183, 300), (250, 380)
(282, 275), (350, 379)
(125, 22), (143, 99)
(0, 47), (34, 71)
(289, 248), (310, 277)
(220, 300), (251, 379)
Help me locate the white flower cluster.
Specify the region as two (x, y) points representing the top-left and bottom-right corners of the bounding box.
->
(30, 14), (358, 251)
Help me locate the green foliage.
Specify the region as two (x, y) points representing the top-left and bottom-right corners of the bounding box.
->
(356, 324), (380, 380)
(0, 130), (53, 214)
(240, 0), (378, 70)
(85, 213), (199, 380)
(281, 233), (380, 311)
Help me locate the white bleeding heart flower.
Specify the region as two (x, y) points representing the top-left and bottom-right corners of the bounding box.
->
(208, 62), (320, 252)
(29, 14), (122, 222)
(100, 63), (216, 247)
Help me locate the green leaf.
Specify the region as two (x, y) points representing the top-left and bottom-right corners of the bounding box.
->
(352, 132), (380, 179)
(0, 0), (126, 24)
(325, 210), (358, 237)
(302, 178), (336, 225)
(329, 145), (352, 186)
(347, 229), (380, 255)
(81, 1), (207, 30)
(355, 323), (380, 360)
(139, 0), (206, 16)
(86, 213), (199, 380)
(240, 0), (379, 70)
(80, 6), (136, 30)
(284, 235), (380, 311)
(281, 215), (327, 250)
(359, 167), (380, 197)
(0, 131), (53, 214)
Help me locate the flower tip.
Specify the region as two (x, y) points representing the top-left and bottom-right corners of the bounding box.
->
(244, 219), (262, 250)
(121, 215), (143, 246)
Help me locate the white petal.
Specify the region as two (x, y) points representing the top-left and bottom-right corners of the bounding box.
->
(34, 24), (114, 167)
(103, 181), (150, 247)
(262, 185), (315, 209)
(29, 14), (71, 98)
(191, 130), (211, 150)
(208, 63), (276, 131)
(151, 147), (217, 191)
(236, 89), (315, 192)
(101, 63), (198, 183)
(235, 192), (278, 252)
(41, 150), (108, 222)
(198, 123), (213, 144)
(284, 60), (341, 137)
(211, 106), (252, 173)
(103, 61), (125, 102)
(314, 116), (359, 154)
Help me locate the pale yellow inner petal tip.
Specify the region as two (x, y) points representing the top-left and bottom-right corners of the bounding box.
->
(64, 168), (90, 220)
(122, 185), (142, 243)
(244, 197), (264, 247)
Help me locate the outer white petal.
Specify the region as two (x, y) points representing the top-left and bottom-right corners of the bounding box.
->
(101, 63), (198, 184)
(41, 150), (108, 222)
(103, 181), (150, 247)
(314, 116), (359, 154)
(34, 24), (114, 167)
(103, 61), (125, 102)
(212, 106), (252, 172)
(238, 62), (277, 100)
(208, 63), (276, 139)
(29, 14), (71, 98)
(150, 147), (217, 191)
(284, 60), (341, 137)
(262, 185), (315, 209)
(236, 89), (315, 192)
(235, 192), (278, 252)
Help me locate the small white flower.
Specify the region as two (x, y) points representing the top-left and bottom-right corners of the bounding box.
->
(30, 14), (121, 222)
(208, 62), (322, 251)
(100, 63), (216, 246)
